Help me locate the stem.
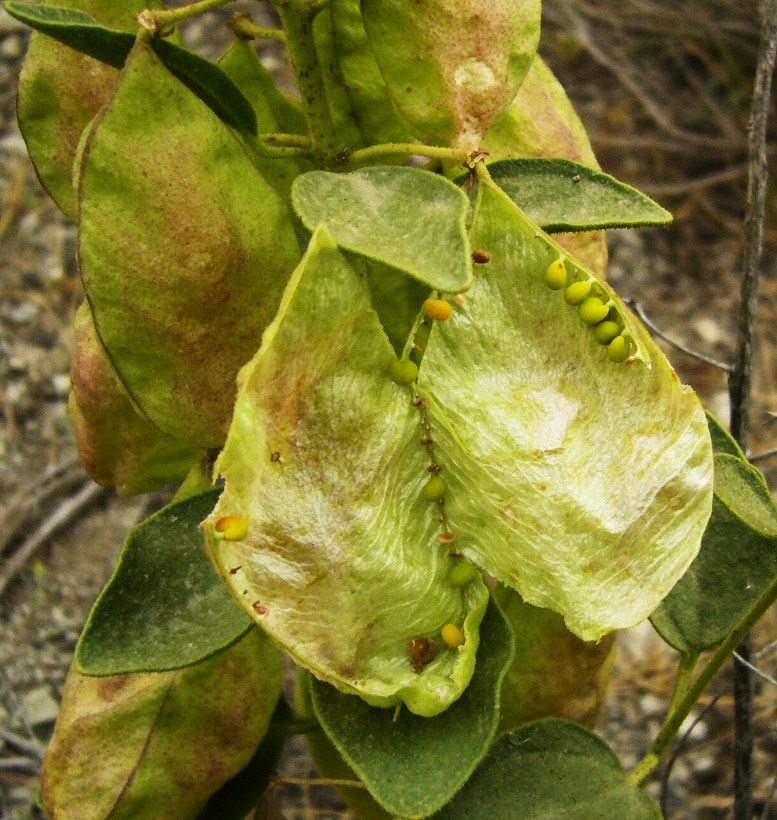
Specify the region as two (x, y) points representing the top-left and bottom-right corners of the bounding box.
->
(348, 143), (469, 167)
(727, 4), (777, 816)
(627, 571), (777, 787)
(138, 0), (237, 33)
(229, 13), (286, 43)
(276, 4), (337, 156)
(665, 652), (698, 719)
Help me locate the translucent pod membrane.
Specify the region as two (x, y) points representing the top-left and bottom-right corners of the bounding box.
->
(543, 258), (635, 365)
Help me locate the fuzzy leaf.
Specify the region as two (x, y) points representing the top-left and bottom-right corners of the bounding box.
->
(309, 597), (514, 819)
(78, 39), (299, 446)
(6, 2), (257, 133)
(206, 226), (489, 717)
(14, 0), (159, 220)
(418, 179), (713, 641)
(436, 719), (661, 819)
(467, 158), (672, 232)
(292, 167), (472, 293)
(69, 303), (198, 496)
(650, 454), (777, 652)
(42, 631), (283, 819)
(76, 489), (252, 675)
(706, 411), (747, 458)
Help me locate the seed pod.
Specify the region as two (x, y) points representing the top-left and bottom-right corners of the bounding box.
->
(577, 297), (609, 326)
(593, 320), (621, 346)
(362, 0), (542, 149)
(423, 298), (454, 322)
(441, 623), (465, 648)
(388, 359), (419, 385)
(449, 560), (478, 587)
(420, 476), (447, 502)
(544, 258), (567, 290)
(215, 515), (248, 541)
(564, 281), (592, 306)
(607, 335), (632, 363)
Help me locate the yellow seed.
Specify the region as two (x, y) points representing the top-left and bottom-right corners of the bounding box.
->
(423, 298), (453, 322)
(564, 280), (592, 305)
(593, 320), (621, 346)
(215, 515), (248, 541)
(441, 623), (465, 648)
(607, 335), (632, 363)
(449, 560), (477, 587)
(420, 475), (447, 502)
(578, 297), (609, 325)
(388, 359), (418, 385)
(544, 258), (567, 290)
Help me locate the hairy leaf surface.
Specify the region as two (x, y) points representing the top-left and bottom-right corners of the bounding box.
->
(419, 180), (713, 640)
(206, 227), (489, 716)
(42, 631), (282, 819)
(77, 489), (252, 675)
(78, 40), (299, 446)
(436, 719), (661, 819)
(69, 303), (197, 496)
(309, 597), (513, 818)
(292, 167), (471, 293)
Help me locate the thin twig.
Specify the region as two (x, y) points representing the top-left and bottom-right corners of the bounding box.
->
(626, 299), (733, 371)
(0, 482), (106, 600)
(0, 730), (45, 761)
(727, 2), (777, 817)
(732, 651), (777, 688)
(750, 446), (777, 463)
(0, 757), (40, 775)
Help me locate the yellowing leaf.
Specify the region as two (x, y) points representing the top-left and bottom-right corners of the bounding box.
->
(418, 180), (713, 640)
(206, 226), (489, 717)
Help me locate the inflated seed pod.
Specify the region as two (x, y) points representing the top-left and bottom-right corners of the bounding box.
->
(361, 0), (542, 149)
(388, 359), (419, 385)
(577, 297), (609, 326)
(593, 320), (621, 346)
(423, 298), (454, 322)
(544, 258), (568, 290)
(564, 281), (592, 306)
(420, 476), (447, 502)
(607, 335), (632, 363)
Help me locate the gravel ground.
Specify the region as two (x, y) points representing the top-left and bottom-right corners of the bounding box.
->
(1, 2), (776, 818)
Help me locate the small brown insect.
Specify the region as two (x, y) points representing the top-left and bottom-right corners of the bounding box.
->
(229, 565), (243, 575)
(252, 602), (268, 615)
(408, 638), (438, 673)
(471, 249), (491, 264)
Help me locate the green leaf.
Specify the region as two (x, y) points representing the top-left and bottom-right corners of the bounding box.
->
(78, 39), (299, 446)
(309, 597), (514, 819)
(43, 631), (283, 819)
(197, 698), (292, 820)
(69, 303), (198, 497)
(460, 158), (672, 232)
(76, 489), (252, 675)
(650, 453), (777, 653)
(205, 226), (489, 717)
(436, 719), (660, 819)
(706, 410), (747, 458)
(5, 2), (257, 134)
(418, 178), (713, 641)
(292, 167), (472, 293)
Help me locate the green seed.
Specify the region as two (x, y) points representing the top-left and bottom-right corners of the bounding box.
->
(607, 335), (632, 363)
(593, 320), (621, 346)
(449, 560), (477, 587)
(388, 359), (418, 385)
(544, 258), (567, 290)
(420, 475), (447, 502)
(564, 280), (592, 305)
(578, 297), (609, 325)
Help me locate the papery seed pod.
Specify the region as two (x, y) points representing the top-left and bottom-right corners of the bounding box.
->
(388, 359), (419, 385)
(361, 0), (542, 149)
(564, 281), (592, 306)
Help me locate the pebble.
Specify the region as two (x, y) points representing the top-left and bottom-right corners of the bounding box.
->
(20, 686), (60, 727)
